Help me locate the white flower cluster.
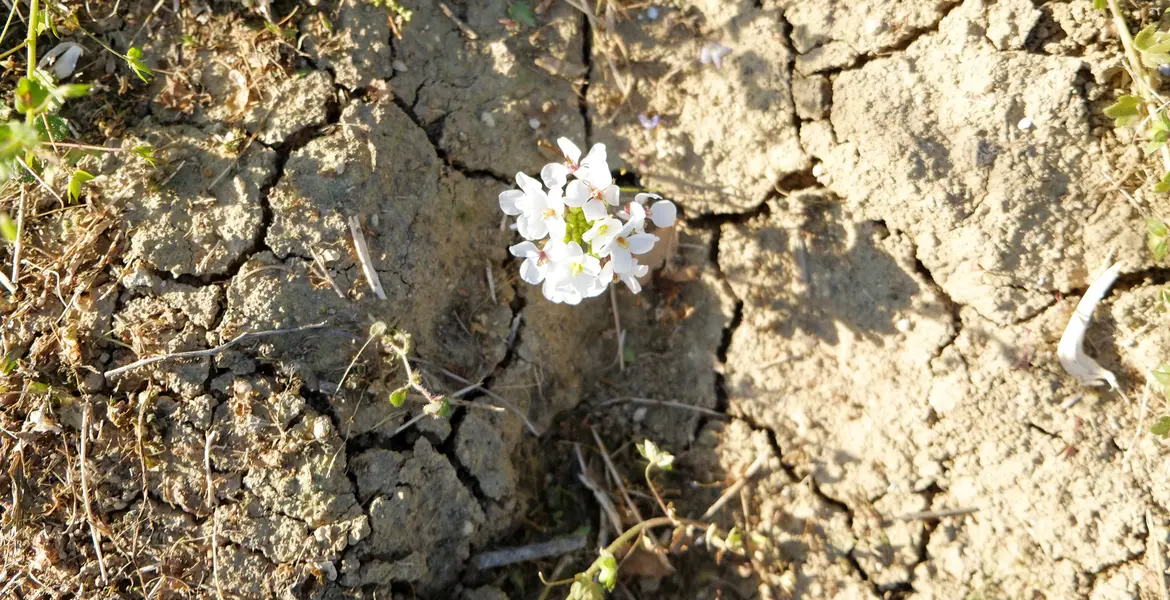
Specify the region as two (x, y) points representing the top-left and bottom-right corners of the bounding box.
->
(500, 138), (677, 305)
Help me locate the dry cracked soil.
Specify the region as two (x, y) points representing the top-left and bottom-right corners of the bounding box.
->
(2, 0), (1170, 599)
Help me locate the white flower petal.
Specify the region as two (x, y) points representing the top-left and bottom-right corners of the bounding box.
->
(546, 216), (567, 242)
(541, 163), (569, 190)
(564, 180), (591, 207)
(581, 165), (613, 190)
(516, 171), (544, 197)
(581, 143), (607, 169)
(517, 215), (549, 240)
(621, 274), (642, 294)
(546, 186), (565, 213)
(581, 255), (601, 275)
(582, 198), (608, 222)
(649, 200), (677, 228)
(499, 190), (525, 215)
(509, 241), (539, 258)
(557, 138), (582, 164)
(519, 257), (546, 284)
(601, 184), (620, 206)
(634, 192), (661, 204)
(626, 233), (657, 255)
(610, 247), (635, 274)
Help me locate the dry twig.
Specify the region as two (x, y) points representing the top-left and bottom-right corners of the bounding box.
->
(438, 2), (479, 39)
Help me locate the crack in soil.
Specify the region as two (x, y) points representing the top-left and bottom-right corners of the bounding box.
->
(794, 0), (963, 77)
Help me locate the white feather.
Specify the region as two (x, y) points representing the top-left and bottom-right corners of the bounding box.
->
(1058, 262), (1121, 389)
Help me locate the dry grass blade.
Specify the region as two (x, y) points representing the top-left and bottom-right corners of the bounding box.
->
(348, 216), (387, 300)
(104, 322), (332, 379)
(701, 452), (768, 520)
(590, 426), (643, 523)
(576, 444), (623, 532)
(596, 396), (727, 418)
(80, 401), (109, 584)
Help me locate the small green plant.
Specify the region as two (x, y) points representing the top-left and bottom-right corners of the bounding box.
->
(1098, 1), (1170, 248)
(368, 0), (413, 22)
(1149, 218), (1169, 262)
(542, 440), (750, 599)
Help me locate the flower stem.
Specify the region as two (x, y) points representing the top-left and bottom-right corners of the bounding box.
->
(25, 0), (37, 81)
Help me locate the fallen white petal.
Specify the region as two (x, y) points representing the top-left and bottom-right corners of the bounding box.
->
(1058, 262), (1121, 390)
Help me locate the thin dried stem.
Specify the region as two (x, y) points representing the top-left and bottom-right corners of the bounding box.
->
(80, 401), (109, 584)
(701, 453), (768, 520)
(590, 426), (643, 523)
(104, 323), (332, 379)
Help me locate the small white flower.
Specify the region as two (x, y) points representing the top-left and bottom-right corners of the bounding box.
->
(545, 241), (601, 304)
(601, 221), (657, 274)
(583, 217), (623, 253)
(511, 172), (566, 240)
(565, 180), (610, 222)
(509, 241), (554, 284)
(620, 264), (650, 293)
(635, 193), (677, 228)
(557, 137), (612, 190)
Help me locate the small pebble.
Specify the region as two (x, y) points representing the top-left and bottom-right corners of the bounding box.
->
(528, 117), (541, 130)
(647, 6), (659, 20)
(1159, 63), (1170, 77)
(1018, 117), (1033, 130)
(864, 18), (885, 35)
(392, 59), (408, 72)
(313, 415), (330, 441)
(895, 318), (912, 333)
(811, 163), (826, 178)
(633, 407), (648, 422)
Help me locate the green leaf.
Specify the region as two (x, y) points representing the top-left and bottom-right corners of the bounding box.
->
(509, 1), (538, 27)
(389, 387), (406, 407)
(725, 526), (744, 551)
(1148, 218), (1170, 237)
(1104, 95), (1144, 127)
(1151, 236), (1169, 262)
(131, 144), (156, 167)
(597, 550), (618, 591)
(0, 350), (18, 375)
(0, 213), (15, 242)
(56, 83), (90, 99)
(568, 579), (605, 600)
(1160, 287), (1170, 309)
(1151, 415), (1170, 438)
(15, 77), (51, 116)
(67, 169), (94, 203)
(126, 47), (153, 82)
(1155, 364), (1170, 388)
(35, 114), (69, 142)
(1092, 0), (1106, 7)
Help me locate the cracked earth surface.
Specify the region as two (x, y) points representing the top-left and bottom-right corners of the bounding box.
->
(3, 0), (1170, 598)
